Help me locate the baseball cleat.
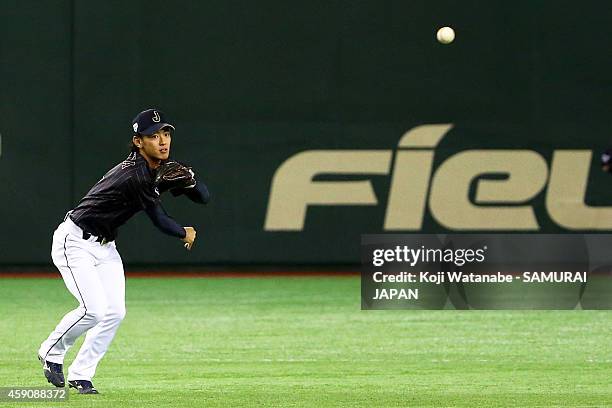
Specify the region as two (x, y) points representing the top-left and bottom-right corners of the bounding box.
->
(68, 380), (99, 394)
(38, 355), (65, 387)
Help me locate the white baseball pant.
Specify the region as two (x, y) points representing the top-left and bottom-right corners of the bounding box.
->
(39, 217), (126, 382)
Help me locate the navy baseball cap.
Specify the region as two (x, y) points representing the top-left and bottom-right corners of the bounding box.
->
(132, 109), (175, 135)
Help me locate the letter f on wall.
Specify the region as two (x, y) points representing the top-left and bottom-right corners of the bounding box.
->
(264, 151), (392, 231)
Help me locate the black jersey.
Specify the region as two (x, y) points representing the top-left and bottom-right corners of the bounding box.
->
(70, 152), (160, 241)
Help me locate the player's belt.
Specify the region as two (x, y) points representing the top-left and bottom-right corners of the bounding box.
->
(64, 214), (112, 245)
(81, 231), (109, 245)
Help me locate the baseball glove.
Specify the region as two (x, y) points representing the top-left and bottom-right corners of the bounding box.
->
(154, 161), (196, 192)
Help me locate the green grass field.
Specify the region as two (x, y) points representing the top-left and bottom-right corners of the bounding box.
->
(1, 276), (611, 407)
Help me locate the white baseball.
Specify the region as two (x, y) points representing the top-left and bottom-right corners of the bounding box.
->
(436, 26), (455, 44)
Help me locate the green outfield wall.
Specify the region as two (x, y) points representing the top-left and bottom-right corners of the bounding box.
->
(2, 1), (612, 265)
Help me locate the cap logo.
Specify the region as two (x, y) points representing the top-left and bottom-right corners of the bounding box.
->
(133, 123), (138, 132)
(152, 110), (161, 123)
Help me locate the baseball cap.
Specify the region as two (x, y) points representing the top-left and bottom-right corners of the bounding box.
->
(132, 109), (175, 135)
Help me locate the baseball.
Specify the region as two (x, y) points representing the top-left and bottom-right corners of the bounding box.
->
(436, 26), (455, 44)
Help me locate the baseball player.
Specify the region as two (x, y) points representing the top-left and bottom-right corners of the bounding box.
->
(37, 109), (209, 394)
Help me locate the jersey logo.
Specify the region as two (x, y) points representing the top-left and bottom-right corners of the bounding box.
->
(152, 110), (161, 123)
(121, 152), (137, 169)
(154, 187), (160, 196)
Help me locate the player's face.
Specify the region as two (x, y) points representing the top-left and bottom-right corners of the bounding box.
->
(139, 128), (172, 161)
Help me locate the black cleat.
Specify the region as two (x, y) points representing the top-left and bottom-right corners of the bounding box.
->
(68, 380), (99, 394)
(38, 355), (65, 387)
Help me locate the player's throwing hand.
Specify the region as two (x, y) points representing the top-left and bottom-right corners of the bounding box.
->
(182, 227), (197, 250)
